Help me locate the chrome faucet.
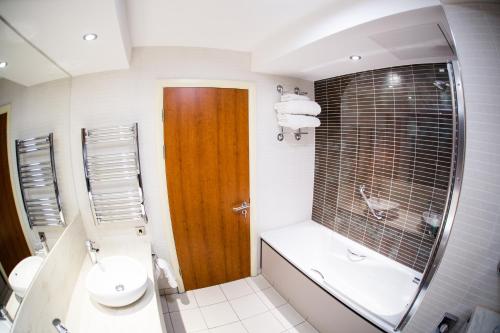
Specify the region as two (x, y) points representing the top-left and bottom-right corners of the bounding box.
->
(52, 318), (69, 333)
(85, 240), (99, 264)
(38, 231), (50, 254)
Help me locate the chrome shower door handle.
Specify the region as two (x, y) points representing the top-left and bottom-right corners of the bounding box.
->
(232, 201), (250, 217)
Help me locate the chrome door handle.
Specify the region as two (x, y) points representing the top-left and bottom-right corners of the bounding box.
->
(232, 201), (250, 213)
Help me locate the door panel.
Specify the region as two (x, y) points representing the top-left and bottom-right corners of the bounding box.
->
(0, 113), (31, 275)
(164, 87), (250, 290)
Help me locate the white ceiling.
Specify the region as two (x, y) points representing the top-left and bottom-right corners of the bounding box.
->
(0, 19), (67, 86)
(126, 0), (335, 51)
(0, 0), (131, 78)
(0, 0), (452, 85)
(251, 5), (453, 81)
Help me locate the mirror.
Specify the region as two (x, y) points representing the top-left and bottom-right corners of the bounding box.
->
(0, 16), (73, 322)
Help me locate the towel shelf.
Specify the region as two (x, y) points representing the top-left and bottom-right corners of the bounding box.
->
(15, 133), (65, 227)
(276, 84), (308, 96)
(82, 123), (147, 225)
(275, 84), (314, 142)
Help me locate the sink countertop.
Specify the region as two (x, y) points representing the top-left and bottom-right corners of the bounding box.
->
(65, 239), (167, 333)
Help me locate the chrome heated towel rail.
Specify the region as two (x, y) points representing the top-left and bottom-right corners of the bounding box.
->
(15, 133), (65, 227)
(82, 123), (147, 225)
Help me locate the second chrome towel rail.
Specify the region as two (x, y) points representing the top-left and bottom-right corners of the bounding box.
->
(15, 133), (65, 227)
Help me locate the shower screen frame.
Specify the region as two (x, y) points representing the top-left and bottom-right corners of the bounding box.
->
(395, 59), (466, 330)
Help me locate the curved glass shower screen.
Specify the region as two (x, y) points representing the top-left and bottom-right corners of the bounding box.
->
(396, 59), (465, 330)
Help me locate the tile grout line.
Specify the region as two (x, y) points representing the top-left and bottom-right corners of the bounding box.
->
(164, 276), (313, 333)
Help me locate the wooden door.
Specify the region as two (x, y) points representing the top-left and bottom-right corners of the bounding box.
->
(0, 112), (31, 275)
(164, 87), (250, 290)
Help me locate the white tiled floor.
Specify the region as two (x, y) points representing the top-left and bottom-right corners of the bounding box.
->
(162, 275), (319, 333)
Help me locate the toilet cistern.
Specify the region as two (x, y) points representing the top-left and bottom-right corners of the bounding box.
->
(85, 240), (99, 264)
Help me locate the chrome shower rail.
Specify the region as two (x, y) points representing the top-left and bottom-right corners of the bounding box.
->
(15, 133), (65, 227)
(82, 123), (147, 225)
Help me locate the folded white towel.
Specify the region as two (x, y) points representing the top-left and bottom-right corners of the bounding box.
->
(280, 93), (310, 102)
(277, 114), (321, 130)
(274, 100), (321, 116)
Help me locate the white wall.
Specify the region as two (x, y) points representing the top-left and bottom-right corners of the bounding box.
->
(405, 2), (500, 332)
(0, 78), (79, 249)
(68, 47), (315, 288)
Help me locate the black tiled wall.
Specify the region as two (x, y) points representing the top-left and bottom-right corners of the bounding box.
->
(312, 63), (454, 272)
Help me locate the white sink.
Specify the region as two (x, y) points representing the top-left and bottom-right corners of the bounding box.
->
(86, 256), (148, 307)
(8, 256), (44, 298)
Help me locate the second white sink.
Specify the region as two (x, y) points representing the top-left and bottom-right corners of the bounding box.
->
(86, 256), (148, 307)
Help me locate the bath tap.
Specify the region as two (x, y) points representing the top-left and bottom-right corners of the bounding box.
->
(85, 240), (99, 264)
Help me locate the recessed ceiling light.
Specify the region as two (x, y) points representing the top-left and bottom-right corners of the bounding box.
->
(0, 61), (7, 69)
(349, 55), (362, 61)
(83, 33), (98, 41)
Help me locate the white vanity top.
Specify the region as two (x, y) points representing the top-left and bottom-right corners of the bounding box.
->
(65, 239), (167, 333)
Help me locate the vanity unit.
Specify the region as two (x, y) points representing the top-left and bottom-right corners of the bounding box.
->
(65, 239), (166, 333)
(10, 219), (167, 333)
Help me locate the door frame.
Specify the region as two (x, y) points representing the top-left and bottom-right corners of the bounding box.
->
(156, 80), (257, 292)
(0, 104), (34, 274)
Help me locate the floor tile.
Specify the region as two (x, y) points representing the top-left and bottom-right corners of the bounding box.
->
(194, 285), (227, 307)
(167, 292), (199, 312)
(288, 321), (319, 333)
(208, 321), (247, 333)
(163, 313), (174, 332)
(271, 304), (305, 329)
(170, 308), (208, 332)
(200, 302), (239, 328)
(161, 295), (169, 313)
(246, 275), (271, 292)
(256, 287), (287, 309)
(220, 278), (254, 300)
(230, 293), (268, 319)
(242, 311), (286, 333)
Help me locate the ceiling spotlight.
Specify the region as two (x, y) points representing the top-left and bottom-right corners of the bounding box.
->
(83, 33), (98, 41)
(349, 55), (362, 61)
(0, 61), (7, 69)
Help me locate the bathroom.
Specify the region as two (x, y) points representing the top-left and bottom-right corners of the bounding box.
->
(0, 0), (498, 332)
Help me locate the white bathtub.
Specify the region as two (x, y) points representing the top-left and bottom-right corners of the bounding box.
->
(261, 220), (421, 332)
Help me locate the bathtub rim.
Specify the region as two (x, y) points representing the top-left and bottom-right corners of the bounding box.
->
(260, 237), (393, 333)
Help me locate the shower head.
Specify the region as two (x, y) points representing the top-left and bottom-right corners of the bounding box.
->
(433, 80), (450, 90)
